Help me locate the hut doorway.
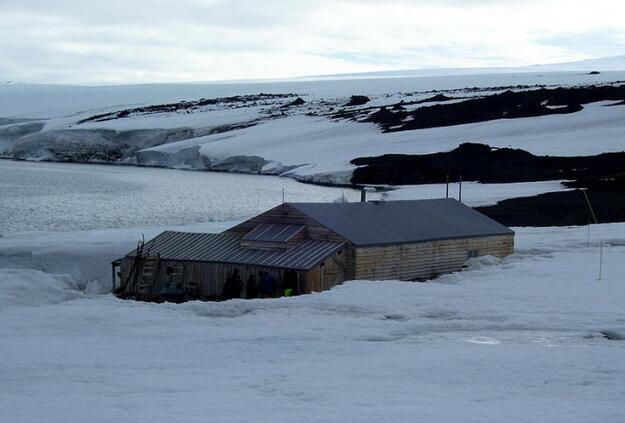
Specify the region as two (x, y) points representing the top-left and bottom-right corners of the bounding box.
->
(283, 270), (300, 296)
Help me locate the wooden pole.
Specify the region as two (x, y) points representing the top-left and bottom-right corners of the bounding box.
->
(111, 262), (116, 292)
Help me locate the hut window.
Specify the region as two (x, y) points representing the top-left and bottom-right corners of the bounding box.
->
(467, 249), (478, 258)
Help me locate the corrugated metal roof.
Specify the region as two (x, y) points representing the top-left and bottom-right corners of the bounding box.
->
(242, 223), (305, 243)
(289, 198), (514, 246)
(127, 231), (343, 271)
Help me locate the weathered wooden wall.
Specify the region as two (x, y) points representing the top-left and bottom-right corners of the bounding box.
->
(121, 258), (290, 297)
(353, 234), (514, 281)
(119, 252), (347, 298)
(120, 235), (512, 297)
(302, 250), (346, 293)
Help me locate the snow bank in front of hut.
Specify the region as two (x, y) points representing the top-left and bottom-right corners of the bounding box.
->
(0, 221), (234, 298)
(1, 223), (625, 422)
(0, 268), (84, 307)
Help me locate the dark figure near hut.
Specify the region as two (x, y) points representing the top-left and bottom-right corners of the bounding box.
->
(283, 271), (298, 297)
(222, 269), (242, 300)
(260, 273), (276, 298)
(245, 274), (259, 299)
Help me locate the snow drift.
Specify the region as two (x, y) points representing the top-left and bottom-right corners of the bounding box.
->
(1, 223), (625, 422)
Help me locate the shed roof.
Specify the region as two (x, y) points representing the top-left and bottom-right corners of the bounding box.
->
(127, 231), (343, 271)
(242, 223), (304, 243)
(288, 198), (514, 246)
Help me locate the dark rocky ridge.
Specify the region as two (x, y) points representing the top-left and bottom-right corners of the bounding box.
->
(352, 143), (625, 227)
(412, 94), (457, 104)
(475, 169), (625, 227)
(78, 93), (298, 123)
(476, 189), (625, 227)
(345, 95), (371, 106)
(363, 84), (625, 132)
(351, 143), (625, 185)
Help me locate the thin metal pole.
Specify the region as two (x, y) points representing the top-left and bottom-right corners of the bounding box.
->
(458, 174), (463, 202)
(281, 189), (285, 223)
(445, 174), (449, 199)
(582, 190), (598, 224)
(598, 240), (603, 281)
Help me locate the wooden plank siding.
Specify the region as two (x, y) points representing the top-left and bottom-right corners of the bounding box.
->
(303, 250), (347, 292)
(354, 234), (514, 281)
(119, 253), (347, 298)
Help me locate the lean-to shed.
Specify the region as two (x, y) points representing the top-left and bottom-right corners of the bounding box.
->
(113, 199), (514, 301)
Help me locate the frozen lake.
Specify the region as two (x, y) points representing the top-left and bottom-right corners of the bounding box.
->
(0, 160), (365, 233)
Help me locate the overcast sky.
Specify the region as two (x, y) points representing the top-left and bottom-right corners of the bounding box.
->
(1, 0), (624, 84)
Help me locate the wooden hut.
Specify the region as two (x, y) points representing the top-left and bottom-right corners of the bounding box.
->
(112, 199), (514, 301)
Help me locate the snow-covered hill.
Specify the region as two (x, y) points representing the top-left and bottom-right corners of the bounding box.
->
(300, 54), (625, 80)
(2, 60), (625, 186)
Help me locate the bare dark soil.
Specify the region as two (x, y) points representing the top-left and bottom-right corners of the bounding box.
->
(363, 84), (625, 132)
(351, 143), (625, 185)
(476, 189), (625, 227)
(477, 172), (625, 227)
(352, 143), (625, 227)
(345, 95), (371, 106)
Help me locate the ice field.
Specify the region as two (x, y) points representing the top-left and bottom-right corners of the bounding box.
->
(1, 222), (624, 423)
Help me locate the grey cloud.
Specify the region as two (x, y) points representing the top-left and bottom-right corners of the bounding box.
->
(0, 0), (622, 83)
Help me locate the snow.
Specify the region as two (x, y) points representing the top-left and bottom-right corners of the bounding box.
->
(529, 55), (625, 72)
(54, 107), (264, 132)
(304, 55), (625, 80)
(0, 160), (569, 236)
(0, 160), (371, 234)
(1, 222), (625, 422)
(0, 222), (233, 295)
(3, 70), (625, 119)
(386, 180), (570, 206)
(3, 69), (625, 186)
(139, 101), (625, 184)
(3, 61), (625, 422)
